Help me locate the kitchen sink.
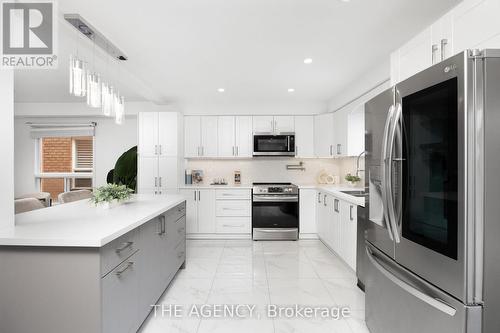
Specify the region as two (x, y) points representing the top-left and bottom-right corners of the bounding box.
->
(340, 190), (367, 197)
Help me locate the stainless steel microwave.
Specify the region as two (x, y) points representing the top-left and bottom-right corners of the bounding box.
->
(253, 134), (295, 156)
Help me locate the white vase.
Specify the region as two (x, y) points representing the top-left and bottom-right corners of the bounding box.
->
(98, 200), (122, 209)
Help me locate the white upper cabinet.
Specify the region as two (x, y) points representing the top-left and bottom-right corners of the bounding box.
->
(453, 0), (500, 52)
(274, 116), (295, 133)
(138, 112), (158, 157)
(200, 116), (218, 158)
(184, 116), (201, 158)
(157, 113), (179, 156)
(184, 116), (218, 158)
(217, 116), (252, 158)
(294, 116), (315, 158)
(391, 0), (500, 84)
(314, 113), (334, 158)
(235, 116), (253, 157)
(217, 116), (236, 158)
(347, 104), (365, 157)
(431, 12), (454, 63)
(332, 109), (348, 157)
(252, 115), (294, 133)
(252, 116), (274, 133)
(398, 27), (433, 83)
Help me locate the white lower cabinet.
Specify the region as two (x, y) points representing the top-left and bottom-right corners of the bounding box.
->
(299, 189), (317, 238)
(181, 188), (251, 238)
(180, 189), (216, 235)
(215, 189), (251, 237)
(315, 191), (358, 271)
(340, 200), (357, 270)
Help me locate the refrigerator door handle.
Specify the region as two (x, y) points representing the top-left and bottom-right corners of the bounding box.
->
(365, 246), (457, 317)
(381, 104), (395, 241)
(385, 102), (402, 243)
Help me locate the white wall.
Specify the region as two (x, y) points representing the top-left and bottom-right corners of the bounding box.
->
(180, 101), (327, 115)
(327, 59), (390, 113)
(1, 70), (14, 228)
(14, 116), (138, 196)
(14, 101), (176, 117)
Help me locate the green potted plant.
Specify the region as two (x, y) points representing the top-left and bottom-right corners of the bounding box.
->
(91, 184), (134, 209)
(345, 173), (362, 187)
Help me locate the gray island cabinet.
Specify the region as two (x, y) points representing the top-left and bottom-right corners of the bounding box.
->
(0, 195), (186, 333)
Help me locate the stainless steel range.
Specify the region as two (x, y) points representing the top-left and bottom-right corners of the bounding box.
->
(252, 182), (299, 240)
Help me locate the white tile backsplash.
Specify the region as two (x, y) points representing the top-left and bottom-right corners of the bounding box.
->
(185, 157), (365, 186)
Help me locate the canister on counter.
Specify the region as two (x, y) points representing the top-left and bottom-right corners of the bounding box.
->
(234, 170), (241, 185)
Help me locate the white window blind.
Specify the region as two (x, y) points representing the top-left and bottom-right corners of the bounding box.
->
(74, 138), (93, 170)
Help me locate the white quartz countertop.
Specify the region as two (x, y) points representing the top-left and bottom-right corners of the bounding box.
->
(0, 194), (185, 248)
(179, 184), (253, 189)
(179, 183), (365, 206)
(303, 184), (366, 207)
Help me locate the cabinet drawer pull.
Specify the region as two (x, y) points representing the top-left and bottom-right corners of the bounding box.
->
(159, 145), (162, 155)
(116, 261), (134, 277)
(222, 207), (244, 210)
(350, 205), (353, 221)
(177, 251), (185, 259)
(223, 224), (245, 228)
(115, 241), (133, 254)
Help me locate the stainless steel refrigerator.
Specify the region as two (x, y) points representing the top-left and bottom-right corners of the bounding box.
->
(364, 49), (500, 333)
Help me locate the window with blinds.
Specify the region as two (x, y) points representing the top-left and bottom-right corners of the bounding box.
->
(73, 138), (94, 171)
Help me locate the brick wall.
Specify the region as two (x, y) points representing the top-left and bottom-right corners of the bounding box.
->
(41, 138), (72, 200)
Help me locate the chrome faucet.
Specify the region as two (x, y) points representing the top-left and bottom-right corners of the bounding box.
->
(356, 151), (366, 177)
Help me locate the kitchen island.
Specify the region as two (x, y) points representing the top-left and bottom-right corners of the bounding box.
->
(0, 194), (186, 333)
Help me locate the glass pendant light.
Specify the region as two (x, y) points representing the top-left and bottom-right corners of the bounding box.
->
(69, 55), (87, 97)
(86, 72), (102, 107)
(101, 82), (113, 116)
(115, 94), (125, 125)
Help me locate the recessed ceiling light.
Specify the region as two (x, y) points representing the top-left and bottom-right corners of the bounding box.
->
(288, 88), (295, 93)
(303, 58), (313, 64)
(217, 88), (225, 93)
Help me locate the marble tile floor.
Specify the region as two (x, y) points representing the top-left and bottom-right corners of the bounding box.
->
(139, 239), (370, 333)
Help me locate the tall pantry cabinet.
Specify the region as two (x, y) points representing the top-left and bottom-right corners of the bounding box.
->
(137, 112), (182, 195)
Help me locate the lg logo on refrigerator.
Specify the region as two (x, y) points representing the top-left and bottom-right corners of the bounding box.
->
(1, 0), (57, 68)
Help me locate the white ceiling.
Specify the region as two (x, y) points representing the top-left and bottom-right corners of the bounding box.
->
(14, 0), (460, 108)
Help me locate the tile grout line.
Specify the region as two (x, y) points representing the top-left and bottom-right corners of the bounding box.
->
(303, 242), (358, 333)
(194, 239), (226, 333)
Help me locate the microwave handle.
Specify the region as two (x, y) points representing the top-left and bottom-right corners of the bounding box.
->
(287, 136), (290, 151)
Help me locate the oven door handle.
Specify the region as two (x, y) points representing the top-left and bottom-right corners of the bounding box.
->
(253, 195), (298, 202)
(256, 228), (298, 233)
